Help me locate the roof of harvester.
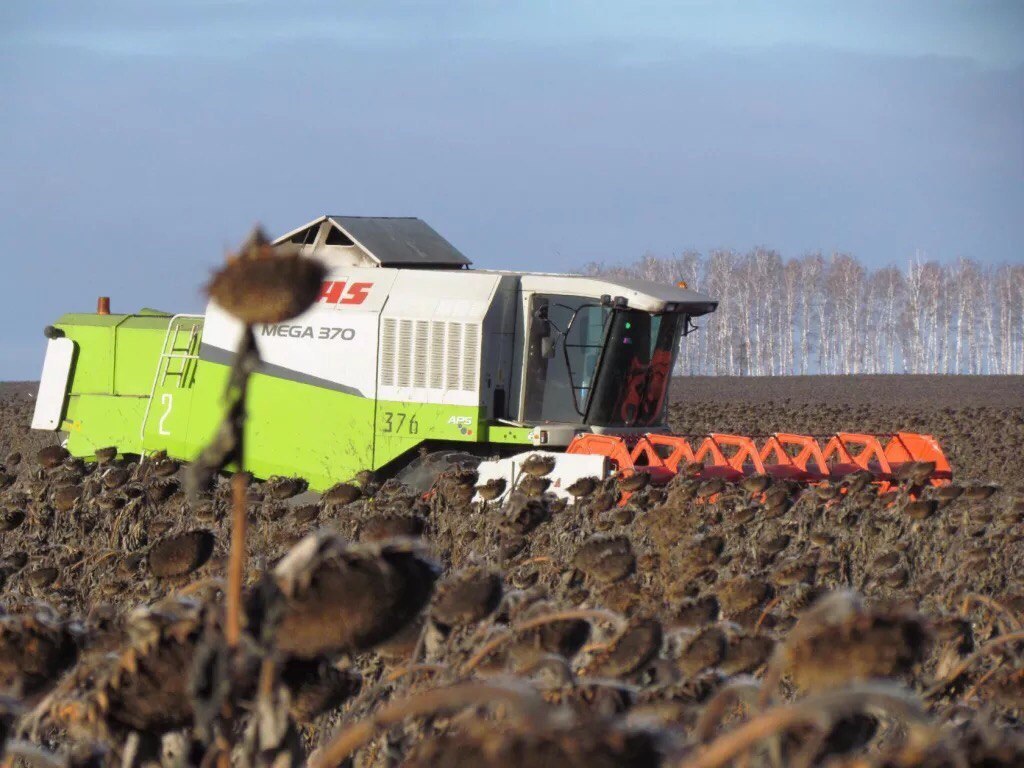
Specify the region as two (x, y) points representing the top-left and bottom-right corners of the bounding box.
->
(274, 215), (472, 268)
(273, 214), (716, 314)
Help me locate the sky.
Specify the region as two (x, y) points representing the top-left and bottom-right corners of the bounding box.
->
(1, 1), (1022, 379)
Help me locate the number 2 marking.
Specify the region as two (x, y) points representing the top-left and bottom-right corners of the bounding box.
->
(158, 393), (173, 436)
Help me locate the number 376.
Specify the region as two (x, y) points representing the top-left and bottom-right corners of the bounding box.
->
(381, 411), (418, 434)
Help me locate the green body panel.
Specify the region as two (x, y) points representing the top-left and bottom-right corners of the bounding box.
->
(54, 311), (533, 490)
(58, 312), (178, 457)
(485, 424), (535, 444)
(63, 394), (149, 457)
(371, 402), (484, 471)
(178, 360), (379, 487)
(56, 312), (175, 396)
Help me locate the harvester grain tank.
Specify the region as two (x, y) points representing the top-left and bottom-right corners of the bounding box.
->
(32, 215), (952, 496)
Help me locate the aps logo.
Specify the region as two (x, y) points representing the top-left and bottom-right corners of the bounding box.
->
(318, 280), (372, 306)
(448, 415), (473, 436)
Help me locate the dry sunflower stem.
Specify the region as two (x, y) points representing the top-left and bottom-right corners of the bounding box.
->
(677, 682), (929, 768)
(925, 629), (1024, 699)
(309, 679), (548, 768)
(460, 607), (627, 673)
(189, 228), (326, 649)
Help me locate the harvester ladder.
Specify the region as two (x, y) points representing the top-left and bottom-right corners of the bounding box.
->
(139, 314), (203, 441)
(159, 320), (201, 387)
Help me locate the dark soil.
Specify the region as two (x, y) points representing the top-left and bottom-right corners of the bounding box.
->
(0, 382), (60, 464)
(671, 374), (1022, 408)
(0, 376), (1022, 767)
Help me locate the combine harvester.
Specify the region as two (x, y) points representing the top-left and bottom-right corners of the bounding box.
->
(31, 215), (951, 498)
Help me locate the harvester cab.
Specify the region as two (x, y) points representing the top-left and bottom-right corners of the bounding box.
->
(32, 215), (951, 499)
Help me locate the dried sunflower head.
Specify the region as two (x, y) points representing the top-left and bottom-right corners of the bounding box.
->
(207, 227), (327, 325)
(431, 568), (503, 629)
(782, 590), (931, 692)
(253, 532), (439, 657)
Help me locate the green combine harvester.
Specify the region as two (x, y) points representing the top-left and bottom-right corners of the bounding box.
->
(32, 215), (951, 497)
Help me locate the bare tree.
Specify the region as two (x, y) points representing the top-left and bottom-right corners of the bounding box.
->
(585, 248), (1021, 375)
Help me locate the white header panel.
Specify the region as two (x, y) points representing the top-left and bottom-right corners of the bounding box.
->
(32, 337), (74, 430)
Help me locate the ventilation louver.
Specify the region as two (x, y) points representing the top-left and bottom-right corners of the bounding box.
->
(379, 318), (479, 392)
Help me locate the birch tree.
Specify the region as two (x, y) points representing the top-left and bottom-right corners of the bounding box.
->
(584, 249), (1021, 375)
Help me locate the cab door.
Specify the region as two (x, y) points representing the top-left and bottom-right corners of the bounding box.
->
(520, 294), (610, 425)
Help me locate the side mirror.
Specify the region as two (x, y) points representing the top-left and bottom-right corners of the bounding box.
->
(541, 336), (556, 359)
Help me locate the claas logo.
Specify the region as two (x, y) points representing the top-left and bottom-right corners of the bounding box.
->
(318, 280), (372, 306)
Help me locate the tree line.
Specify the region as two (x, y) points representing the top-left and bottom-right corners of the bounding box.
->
(584, 251), (1024, 375)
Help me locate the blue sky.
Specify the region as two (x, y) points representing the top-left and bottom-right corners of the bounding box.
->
(1, 1), (1022, 378)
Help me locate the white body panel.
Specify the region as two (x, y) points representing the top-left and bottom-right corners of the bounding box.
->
(516, 273), (708, 313)
(474, 451), (608, 503)
(32, 337), (75, 430)
(203, 268), (397, 398)
(201, 266), (502, 408)
(377, 270), (501, 407)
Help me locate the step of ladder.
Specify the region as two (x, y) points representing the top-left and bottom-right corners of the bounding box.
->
(159, 321), (200, 387)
